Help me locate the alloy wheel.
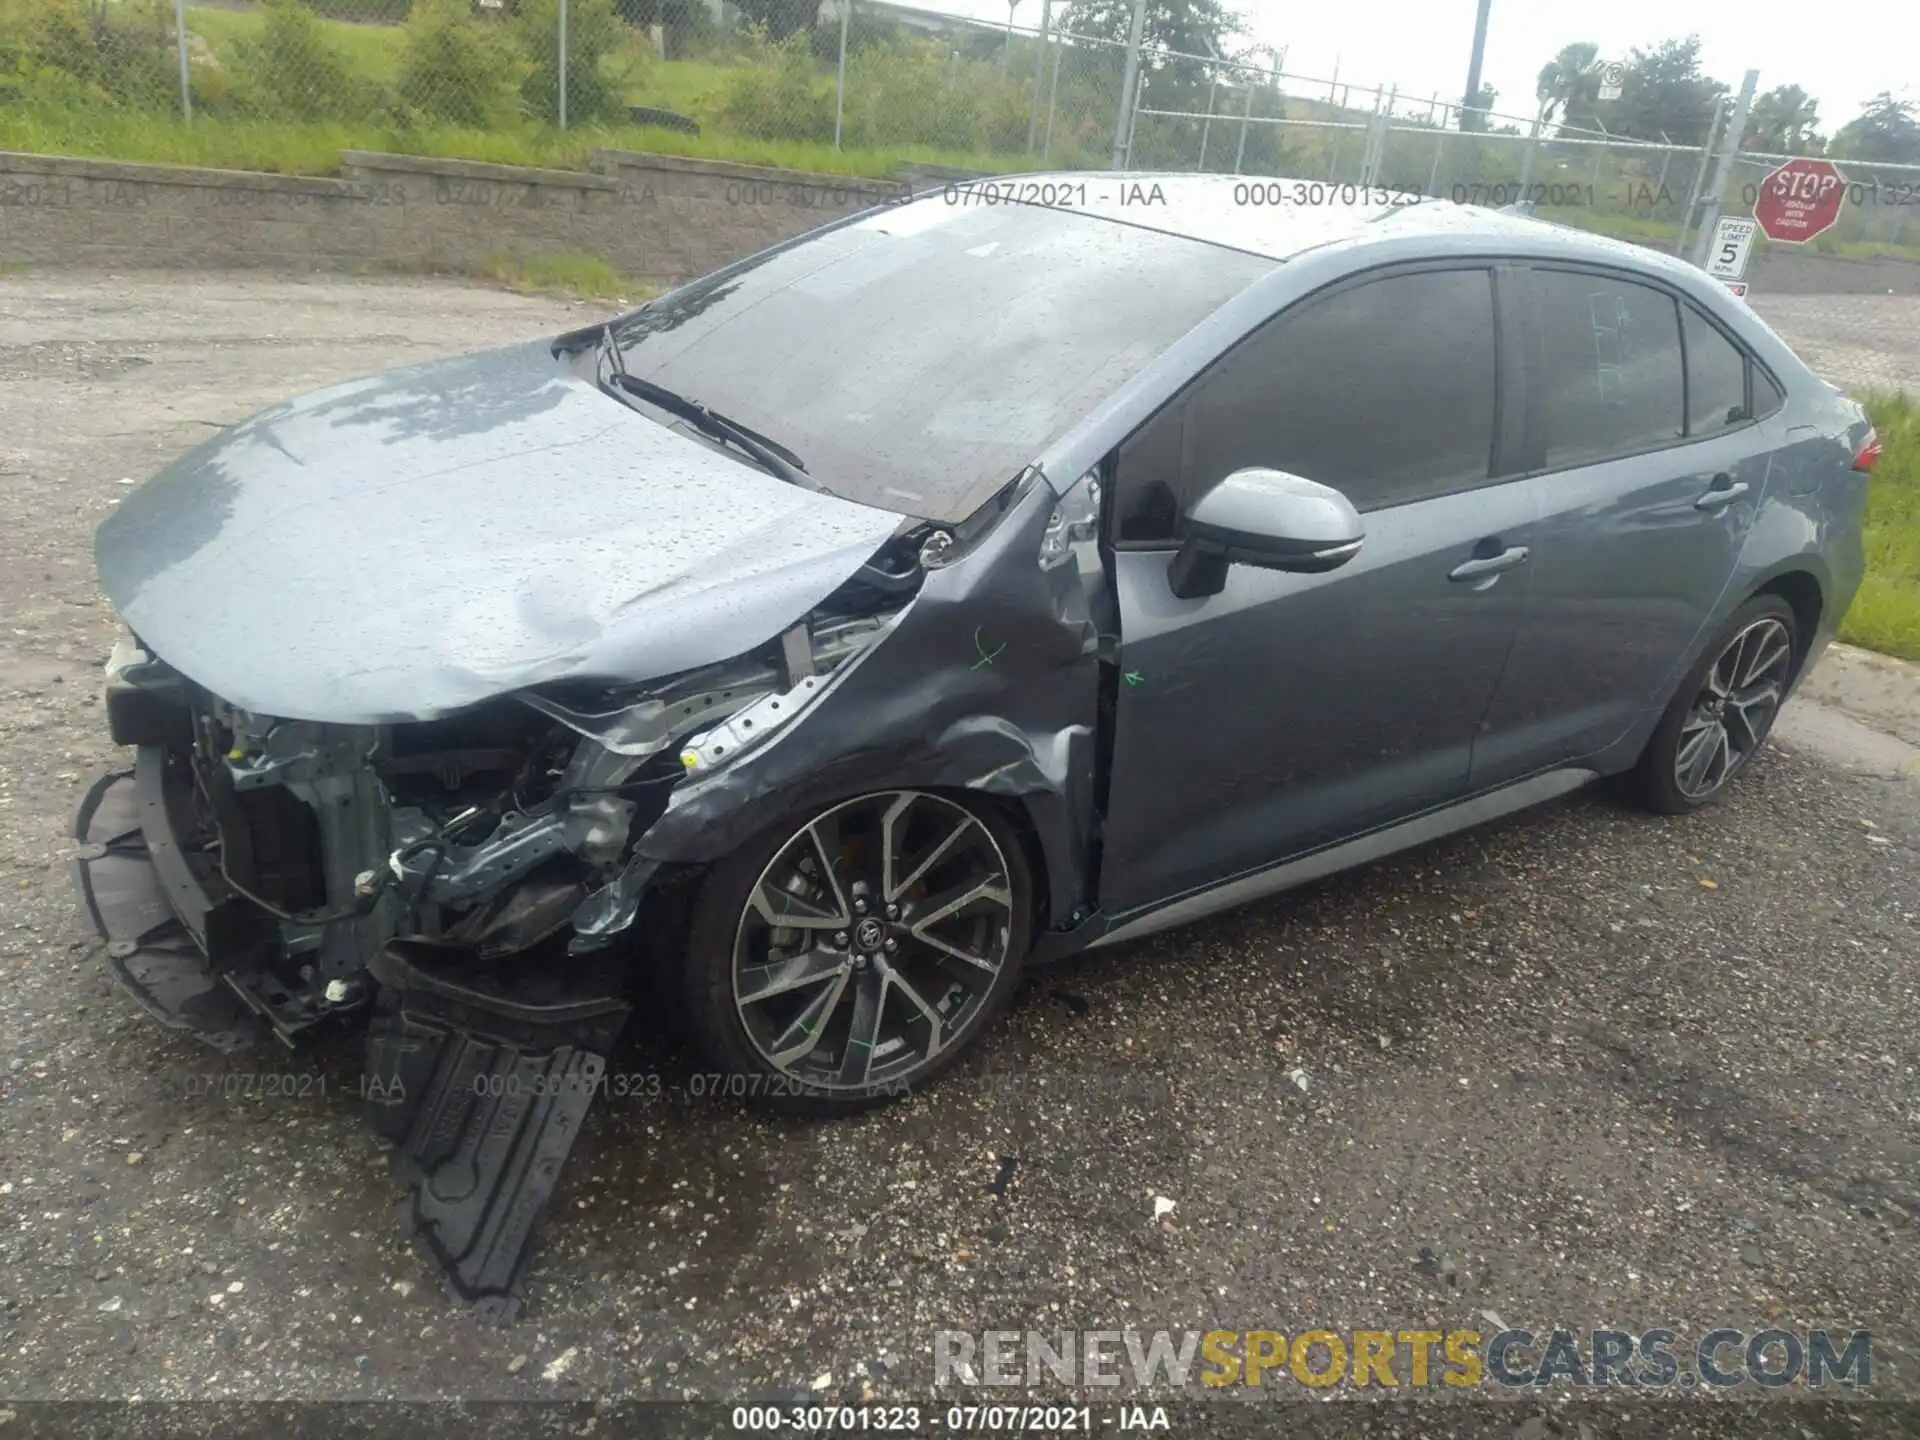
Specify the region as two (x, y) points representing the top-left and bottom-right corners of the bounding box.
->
(731, 792), (1015, 1094)
(1674, 616), (1793, 801)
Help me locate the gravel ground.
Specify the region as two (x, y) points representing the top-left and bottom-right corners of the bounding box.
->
(1744, 293), (1920, 398)
(1, 274), (1918, 1431)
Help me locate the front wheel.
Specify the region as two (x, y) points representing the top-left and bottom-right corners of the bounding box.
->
(679, 790), (1032, 1115)
(1632, 594), (1798, 815)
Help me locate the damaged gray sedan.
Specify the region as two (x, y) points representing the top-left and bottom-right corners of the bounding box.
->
(72, 177), (1871, 1311)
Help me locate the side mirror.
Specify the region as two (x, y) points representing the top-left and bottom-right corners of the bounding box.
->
(1167, 467), (1365, 600)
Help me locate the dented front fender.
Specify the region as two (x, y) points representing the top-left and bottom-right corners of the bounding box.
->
(635, 477), (1106, 931)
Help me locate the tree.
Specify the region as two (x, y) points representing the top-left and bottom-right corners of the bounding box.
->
(1060, 0), (1245, 166)
(730, 0), (822, 42)
(1743, 84), (1822, 154)
(233, 0), (372, 120)
(1059, 0), (1244, 94)
(613, 0), (715, 60)
(1060, 0), (1242, 57)
(1830, 92), (1920, 164)
(519, 0), (628, 124)
(1460, 81), (1496, 130)
(1609, 35), (1727, 147)
(394, 0), (516, 127)
(1535, 40), (1599, 131)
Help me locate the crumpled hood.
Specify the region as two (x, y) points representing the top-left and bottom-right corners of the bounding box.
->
(95, 341), (905, 723)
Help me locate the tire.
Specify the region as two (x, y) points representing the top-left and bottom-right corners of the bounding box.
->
(1631, 594), (1799, 815)
(678, 789), (1033, 1116)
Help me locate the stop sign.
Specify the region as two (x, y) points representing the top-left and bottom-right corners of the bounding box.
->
(1753, 157), (1849, 243)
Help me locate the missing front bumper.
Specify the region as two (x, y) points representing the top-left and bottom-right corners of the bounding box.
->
(71, 755), (634, 1319)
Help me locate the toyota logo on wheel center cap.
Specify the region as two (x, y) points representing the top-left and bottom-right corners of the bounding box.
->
(855, 917), (886, 951)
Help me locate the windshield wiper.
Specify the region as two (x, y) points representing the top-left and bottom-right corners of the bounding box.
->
(594, 326), (818, 491)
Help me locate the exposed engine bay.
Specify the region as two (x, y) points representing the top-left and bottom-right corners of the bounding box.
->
(72, 540), (927, 1315)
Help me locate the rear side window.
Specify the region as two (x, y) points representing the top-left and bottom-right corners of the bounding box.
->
(1113, 267), (1498, 541)
(1683, 304), (1750, 436)
(1534, 269), (1683, 469)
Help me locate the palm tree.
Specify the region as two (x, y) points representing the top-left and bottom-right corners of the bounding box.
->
(1535, 41), (1600, 129)
(1746, 84), (1822, 155)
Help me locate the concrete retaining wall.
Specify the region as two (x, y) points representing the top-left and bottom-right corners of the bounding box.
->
(0, 147), (914, 286)
(3, 146), (1915, 295)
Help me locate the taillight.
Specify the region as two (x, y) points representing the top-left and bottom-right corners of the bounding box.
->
(1853, 427), (1881, 472)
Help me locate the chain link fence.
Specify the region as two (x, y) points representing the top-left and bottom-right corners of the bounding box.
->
(1131, 74), (1920, 254)
(709, 7), (1139, 166)
(0, 0), (1139, 164)
(2, 0), (1916, 252)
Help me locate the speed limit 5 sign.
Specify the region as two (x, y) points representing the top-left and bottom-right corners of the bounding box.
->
(1707, 216), (1759, 281)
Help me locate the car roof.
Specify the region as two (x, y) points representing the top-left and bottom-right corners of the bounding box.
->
(956, 171), (1708, 282)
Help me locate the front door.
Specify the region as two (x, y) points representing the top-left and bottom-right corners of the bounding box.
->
(1096, 265), (1535, 917)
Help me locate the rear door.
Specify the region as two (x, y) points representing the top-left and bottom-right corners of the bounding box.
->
(1471, 267), (1778, 785)
(1097, 264), (1537, 916)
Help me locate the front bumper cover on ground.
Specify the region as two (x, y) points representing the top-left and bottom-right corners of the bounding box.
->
(72, 759), (261, 1053)
(71, 752), (633, 1318)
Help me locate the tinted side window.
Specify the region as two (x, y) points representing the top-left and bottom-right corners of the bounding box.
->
(1683, 304), (1749, 436)
(1753, 367), (1785, 419)
(1114, 268), (1498, 541)
(1534, 269), (1683, 469)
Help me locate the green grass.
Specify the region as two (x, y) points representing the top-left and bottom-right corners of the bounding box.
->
(1543, 207), (1683, 244)
(0, 82), (1043, 179)
(476, 247), (656, 300)
(1829, 238), (1920, 264)
(0, 103), (1018, 177)
(1, 108), (385, 173)
(1839, 393), (1920, 661)
(189, 4), (406, 83)
(625, 53), (729, 114)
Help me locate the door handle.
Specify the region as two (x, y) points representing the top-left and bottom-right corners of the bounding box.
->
(1694, 474), (1750, 512)
(1448, 546), (1529, 582)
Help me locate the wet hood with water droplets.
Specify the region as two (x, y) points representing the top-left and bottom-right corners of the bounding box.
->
(94, 341), (905, 723)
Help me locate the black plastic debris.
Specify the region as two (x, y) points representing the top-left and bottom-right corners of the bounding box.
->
(364, 940), (631, 1321)
(627, 106), (700, 135)
(70, 766), (260, 1054)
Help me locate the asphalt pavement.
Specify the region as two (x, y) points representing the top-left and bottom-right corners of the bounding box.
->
(1, 275), (1917, 1435)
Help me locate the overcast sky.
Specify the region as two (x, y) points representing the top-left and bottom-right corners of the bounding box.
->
(924, 0), (1918, 134)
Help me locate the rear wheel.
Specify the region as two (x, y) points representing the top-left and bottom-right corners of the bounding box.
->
(679, 790), (1031, 1115)
(1632, 594), (1797, 814)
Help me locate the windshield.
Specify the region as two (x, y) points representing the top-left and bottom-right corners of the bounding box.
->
(604, 199), (1273, 523)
